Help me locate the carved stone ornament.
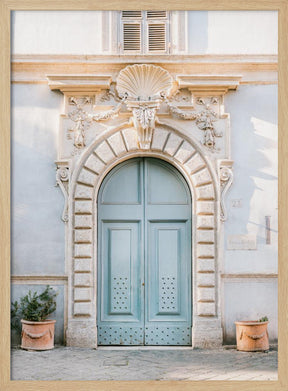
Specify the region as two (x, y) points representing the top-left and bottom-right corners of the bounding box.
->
(68, 96), (122, 149)
(55, 161), (70, 222)
(131, 104), (157, 149)
(48, 72), (241, 153)
(167, 96), (222, 151)
(116, 64), (173, 149)
(68, 97), (91, 149)
(219, 160), (234, 221)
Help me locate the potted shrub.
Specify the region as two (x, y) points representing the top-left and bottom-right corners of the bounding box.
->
(11, 285), (58, 351)
(235, 316), (269, 352)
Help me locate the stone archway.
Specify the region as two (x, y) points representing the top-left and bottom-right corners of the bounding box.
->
(66, 123), (223, 348)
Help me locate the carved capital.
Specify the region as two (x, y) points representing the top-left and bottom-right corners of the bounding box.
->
(219, 160), (234, 221)
(55, 161), (70, 222)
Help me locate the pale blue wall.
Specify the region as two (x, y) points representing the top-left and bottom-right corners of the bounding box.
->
(11, 84), (65, 275)
(223, 84), (278, 342)
(224, 84), (278, 273)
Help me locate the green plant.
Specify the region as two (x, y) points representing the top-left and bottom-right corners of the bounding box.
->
(11, 300), (21, 332)
(259, 316), (268, 322)
(11, 285), (57, 323)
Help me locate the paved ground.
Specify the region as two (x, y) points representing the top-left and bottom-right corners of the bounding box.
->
(11, 346), (277, 381)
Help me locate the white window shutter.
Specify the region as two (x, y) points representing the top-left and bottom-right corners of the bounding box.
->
(122, 11), (142, 19)
(123, 23), (141, 51)
(148, 23), (166, 52)
(120, 10), (171, 54)
(147, 11), (167, 19)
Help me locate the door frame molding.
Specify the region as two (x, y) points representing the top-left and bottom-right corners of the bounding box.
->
(97, 157), (193, 346)
(66, 121), (223, 348)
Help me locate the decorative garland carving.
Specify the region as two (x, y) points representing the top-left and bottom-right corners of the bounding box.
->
(90, 103), (123, 122)
(167, 96), (222, 151)
(55, 161), (70, 222)
(68, 96), (123, 149)
(61, 68), (231, 152)
(166, 102), (197, 120)
(49, 71), (241, 156)
(219, 161), (234, 221)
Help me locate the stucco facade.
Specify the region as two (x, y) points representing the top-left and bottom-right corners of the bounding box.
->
(11, 11), (278, 347)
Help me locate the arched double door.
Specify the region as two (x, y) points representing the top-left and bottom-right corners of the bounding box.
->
(97, 158), (192, 345)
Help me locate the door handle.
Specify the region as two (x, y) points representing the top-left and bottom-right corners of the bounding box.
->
(142, 282), (145, 286)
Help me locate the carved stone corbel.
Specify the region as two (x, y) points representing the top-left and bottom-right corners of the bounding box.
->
(55, 161), (70, 222)
(219, 160), (234, 221)
(126, 100), (160, 149)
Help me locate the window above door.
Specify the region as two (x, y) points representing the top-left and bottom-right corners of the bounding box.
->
(120, 11), (170, 54)
(101, 11), (187, 55)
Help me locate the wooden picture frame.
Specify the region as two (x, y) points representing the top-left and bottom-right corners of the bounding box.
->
(1, 1), (287, 390)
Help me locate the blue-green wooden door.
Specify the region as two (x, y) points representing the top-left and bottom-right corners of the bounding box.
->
(97, 158), (192, 345)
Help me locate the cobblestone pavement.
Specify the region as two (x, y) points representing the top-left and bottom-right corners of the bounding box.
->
(11, 346), (277, 381)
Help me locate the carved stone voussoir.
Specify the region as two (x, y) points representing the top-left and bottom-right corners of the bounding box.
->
(55, 160), (70, 222)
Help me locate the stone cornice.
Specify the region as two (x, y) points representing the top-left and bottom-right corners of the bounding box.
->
(176, 75), (242, 94)
(47, 75), (112, 93)
(11, 54), (278, 64)
(12, 54), (277, 85)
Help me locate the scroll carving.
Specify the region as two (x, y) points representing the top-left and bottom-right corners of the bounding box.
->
(219, 160), (234, 221)
(56, 161), (70, 222)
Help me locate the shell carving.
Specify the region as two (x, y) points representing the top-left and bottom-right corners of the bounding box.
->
(116, 64), (173, 101)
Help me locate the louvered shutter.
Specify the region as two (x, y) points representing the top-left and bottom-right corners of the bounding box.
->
(120, 10), (169, 53)
(147, 11), (167, 19)
(123, 23), (141, 51)
(122, 11), (142, 19)
(148, 23), (166, 51)
(122, 11), (142, 52)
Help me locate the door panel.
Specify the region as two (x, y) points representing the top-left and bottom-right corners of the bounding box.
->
(146, 160), (189, 205)
(98, 221), (144, 345)
(145, 222), (191, 345)
(101, 160), (142, 205)
(101, 222), (141, 320)
(98, 159), (144, 345)
(97, 158), (191, 346)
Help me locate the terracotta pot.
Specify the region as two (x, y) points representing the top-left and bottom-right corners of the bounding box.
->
(21, 319), (56, 351)
(235, 320), (269, 352)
